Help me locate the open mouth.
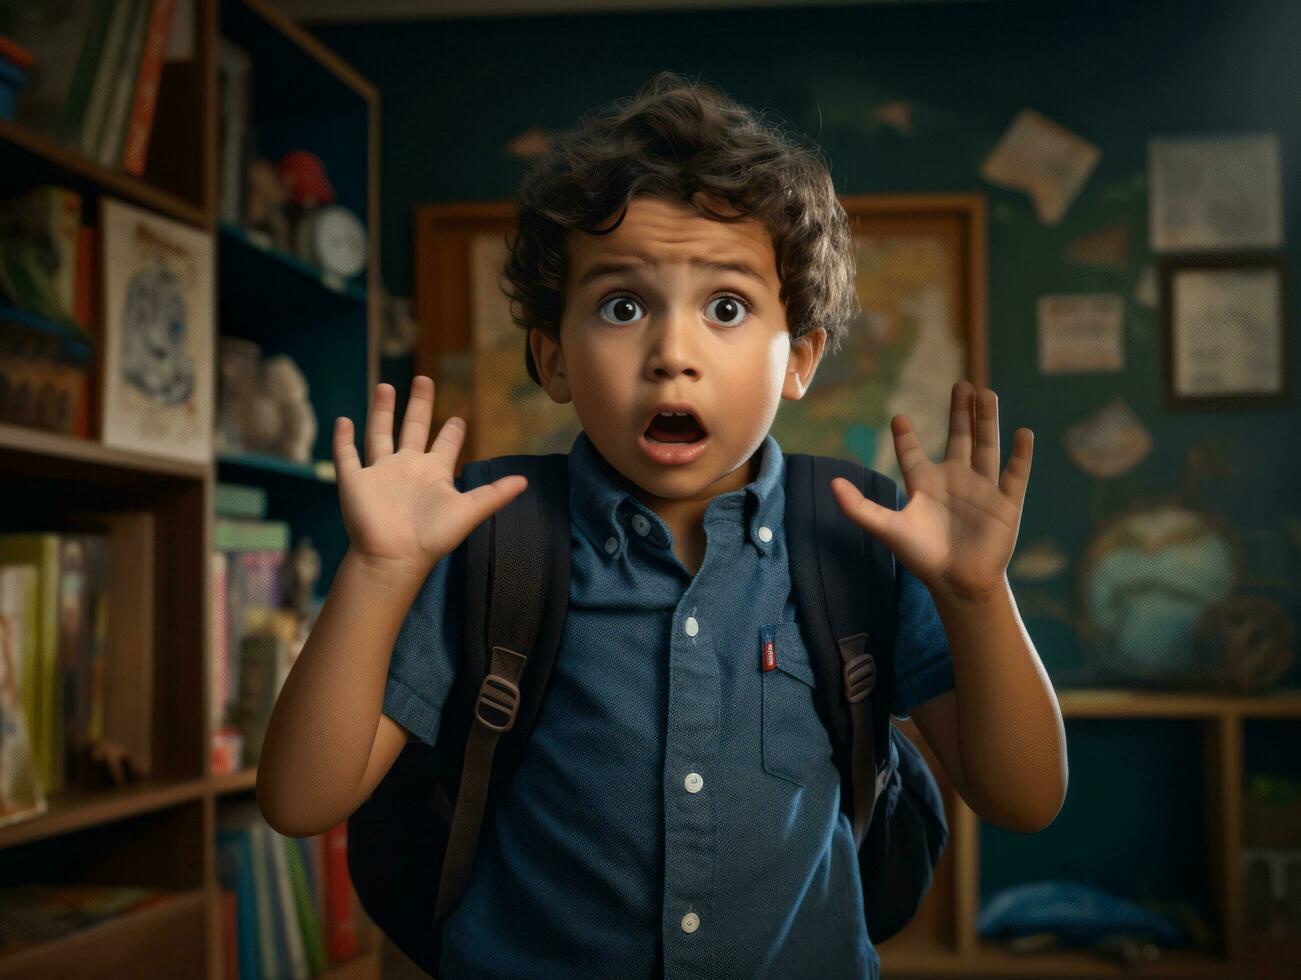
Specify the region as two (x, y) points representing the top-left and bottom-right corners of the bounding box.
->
(644, 411), (707, 444)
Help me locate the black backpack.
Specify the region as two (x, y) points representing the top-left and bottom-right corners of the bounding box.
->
(347, 450), (948, 977)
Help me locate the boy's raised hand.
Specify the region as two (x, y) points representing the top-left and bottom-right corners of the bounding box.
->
(333, 376), (528, 581)
(830, 380), (1034, 603)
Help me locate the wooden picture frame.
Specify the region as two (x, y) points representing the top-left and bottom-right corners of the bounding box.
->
(414, 194), (988, 483)
(98, 196), (215, 464)
(1159, 253), (1289, 410)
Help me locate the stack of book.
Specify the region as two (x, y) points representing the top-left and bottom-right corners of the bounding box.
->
(217, 801), (365, 980)
(0, 511), (154, 826)
(11, 0), (178, 173)
(211, 482), (300, 775)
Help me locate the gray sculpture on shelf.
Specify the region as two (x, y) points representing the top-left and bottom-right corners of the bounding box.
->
(236, 353), (318, 463)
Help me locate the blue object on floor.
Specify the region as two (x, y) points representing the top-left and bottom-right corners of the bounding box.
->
(978, 881), (1188, 947)
(0, 58), (25, 121)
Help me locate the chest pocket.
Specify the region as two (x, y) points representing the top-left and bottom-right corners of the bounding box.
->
(759, 621), (832, 787)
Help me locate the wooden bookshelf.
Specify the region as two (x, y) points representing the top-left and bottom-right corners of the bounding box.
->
(0, 0), (381, 977)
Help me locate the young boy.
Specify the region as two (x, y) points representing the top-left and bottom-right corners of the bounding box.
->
(257, 71), (1067, 979)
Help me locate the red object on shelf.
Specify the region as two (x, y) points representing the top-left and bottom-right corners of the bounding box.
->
(279, 151), (335, 207)
(0, 36), (34, 71)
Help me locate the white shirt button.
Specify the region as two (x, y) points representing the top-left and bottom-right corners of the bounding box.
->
(681, 911), (700, 933)
(758, 525), (773, 543)
(684, 772), (703, 793)
(684, 616), (699, 637)
(604, 536), (618, 555)
(632, 514), (650, 536)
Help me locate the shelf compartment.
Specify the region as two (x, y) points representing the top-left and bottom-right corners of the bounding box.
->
(0, 117), (207, 229)
(219, 221), (366, 305)
(978, 719), (1222, 961)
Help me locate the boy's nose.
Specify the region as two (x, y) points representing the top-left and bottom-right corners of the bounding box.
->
(643, 308), (702, 381)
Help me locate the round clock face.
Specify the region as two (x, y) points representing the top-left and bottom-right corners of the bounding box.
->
(304, 206), (367, 279)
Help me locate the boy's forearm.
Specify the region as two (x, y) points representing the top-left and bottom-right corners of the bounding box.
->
(256, 547), (427, 836)
(933, 576), (1068, 833)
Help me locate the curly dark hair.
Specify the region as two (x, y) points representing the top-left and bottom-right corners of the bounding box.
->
(501, 70), (861, 385)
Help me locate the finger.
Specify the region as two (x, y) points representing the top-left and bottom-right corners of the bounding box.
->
(943, 380), (975, 465)
(889, 413), (931, 483)
(366, 383), (396, 466)
(427, 415), (468, 471)
(398, 375), (435, 453)
(333, 416), (362, 480)
(973, 387), (1001, 482)
(831, 477), (899, 541)
(999, 427), (1034, 506)
(462, 475), (529, 525)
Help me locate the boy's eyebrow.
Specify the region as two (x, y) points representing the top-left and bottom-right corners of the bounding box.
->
(575, 257), (768, 289)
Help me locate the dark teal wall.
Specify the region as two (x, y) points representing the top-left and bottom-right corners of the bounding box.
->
(309, 0), (1300, 914)
(312, 0), (1299, 670)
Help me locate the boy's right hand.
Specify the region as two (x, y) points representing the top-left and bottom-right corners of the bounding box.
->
(333, 376), (528, 581)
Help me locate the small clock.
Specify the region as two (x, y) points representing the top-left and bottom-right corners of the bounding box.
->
(296, 205), (368, 280)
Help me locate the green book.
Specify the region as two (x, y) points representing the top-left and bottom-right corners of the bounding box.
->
(56, 0), (114, 147)
(215, 482), (268, 519)
(283, 831), (327, 974)
(213, 518), (288, 553)
(78, 0), (137, 157)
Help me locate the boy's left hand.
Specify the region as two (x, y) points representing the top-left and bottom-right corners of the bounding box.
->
(830, 380), (1034, 604)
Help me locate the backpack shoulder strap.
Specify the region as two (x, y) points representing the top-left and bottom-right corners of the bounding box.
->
(433, 452), (571, 926)
(784, 453), (899, 849)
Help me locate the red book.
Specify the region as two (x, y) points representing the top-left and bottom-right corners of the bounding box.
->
(122, 0), (177, 176)
(73, 224), (95, 439)
(220, 888), (238, 980)
(323, 822), (359, 961)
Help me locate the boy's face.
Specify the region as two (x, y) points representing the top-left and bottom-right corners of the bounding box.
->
(530, 193), (826, 510)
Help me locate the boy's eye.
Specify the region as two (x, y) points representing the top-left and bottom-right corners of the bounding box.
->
(600, 295), (643, 324)
(596, 293), (752, 327)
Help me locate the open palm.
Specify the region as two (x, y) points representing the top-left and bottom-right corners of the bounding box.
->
(831, 381), (1034, 602)
(333, 376), (528, 581)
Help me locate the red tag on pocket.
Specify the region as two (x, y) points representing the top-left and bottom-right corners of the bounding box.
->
(761, 626), (777, 672)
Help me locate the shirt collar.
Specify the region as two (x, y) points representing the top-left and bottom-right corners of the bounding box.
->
(568, 428), (784, 560)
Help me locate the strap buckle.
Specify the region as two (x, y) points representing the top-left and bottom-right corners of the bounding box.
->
(843, 655), (876, 704)
(475, 674), (521, 732)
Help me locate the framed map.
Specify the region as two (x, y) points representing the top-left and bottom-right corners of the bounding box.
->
(414, 194), (987, 482)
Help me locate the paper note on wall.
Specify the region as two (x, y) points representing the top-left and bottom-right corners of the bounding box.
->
(1148, 133), (1283, 250)
(1037, 294), (1124, 374)
(980, 109), (1101, 225)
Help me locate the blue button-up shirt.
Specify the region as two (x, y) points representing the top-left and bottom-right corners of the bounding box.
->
(382, 429), (956, 979)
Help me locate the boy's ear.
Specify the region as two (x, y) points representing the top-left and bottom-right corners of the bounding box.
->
(782, 326), (827, 401)
(529, 327), (572, 404)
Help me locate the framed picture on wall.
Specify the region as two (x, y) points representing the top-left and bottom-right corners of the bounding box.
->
(413, 194), (989, 483)
(98, 197), (214, 464)
(1159, 253), (1289, 410)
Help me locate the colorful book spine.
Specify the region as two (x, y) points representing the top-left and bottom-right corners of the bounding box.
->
(98, 0), (151, 167)
(324, 822), (359, 961)
(122, 0), (175, 175)
(286, 832), (326, 973)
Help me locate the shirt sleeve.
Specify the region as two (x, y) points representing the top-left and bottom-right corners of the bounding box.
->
(381, 476), (463, 747)
(889, 484), (956, 720)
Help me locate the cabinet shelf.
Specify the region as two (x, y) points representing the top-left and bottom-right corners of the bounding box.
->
(217, 449), (337, 482)
(0, 777), (208, 851)
(0, 421), (209, 483)
(0, 888), (208, 980)
(219, 221), (367, 308)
